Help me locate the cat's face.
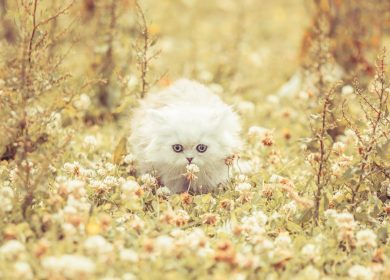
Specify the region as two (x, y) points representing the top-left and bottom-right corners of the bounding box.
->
(143, 105), (240, 172)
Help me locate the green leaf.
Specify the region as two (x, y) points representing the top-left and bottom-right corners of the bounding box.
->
(286, 221), (302, 233)
(377, 140), (390, 160)
(296, 208), (313, 224)
(112, 136), (127, 165)
(354, 211), (369, 222)
(377, 227), (388, 244)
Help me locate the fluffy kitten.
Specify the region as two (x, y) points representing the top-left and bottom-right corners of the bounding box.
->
(129, 79), (241, 193)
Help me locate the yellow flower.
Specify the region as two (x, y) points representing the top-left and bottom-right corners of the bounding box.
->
(86, 220), (101, 236)
(149, 23), (161, 36)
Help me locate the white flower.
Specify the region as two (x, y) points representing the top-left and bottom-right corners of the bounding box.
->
(344, 128), (356, 138)
(235, 174), (248, 183)
(170, 229), (185, 238)
(270, 212), (282, 220)
(1, 186), (14, 212)
(119, 249), (139, 262)
(46, 112), (62, 133)
(97, 168), (107, 177)
(130, 215), (145, 231)
(314, 233), (326, 244)
(199, 70), (213, 82)
(334, 212), (356, 230)
(299, 265), (320, 280)
(174, 209), (190, 224)
(48, 164), (57, 173)
(121, 180), (140, 194)
(186, 164), (199, 174)
(274, 233), (291, 248)
(331, 163), (343, 177)
(241, 211), (267, 236)
(73, 93), (91, 111)
(63, 161), (89, 176)
(26, 105), (43, 117)
(42, 255), (95, 279)
(356, 229), (377, 248)
(63, 180), (86, 196)
(155, 235), (175, 253)
(184, 164), (200, 182)
(333, 141), (346, 155)
(127, 75), (138, 88)
(232, 159), (253, 174)
(208, 83), (224, 95)
(185, 228), (207, 250)
(83, 135), (98, 150)
(269, 174), (284, 183)
(235, 182), (251, 192)
(257, 239), (274, 251)
(298, 90), (311, 100)
(104, 163), (116, 173)
(379, 180), (390, 197)
(324, 209), (337, 219)
(241, 214), (263, 234)
(253, 210), (268, 226)
(301, 244), (318, 260)
(156, 186), (171, 196)
(63, 204), (78, 217)
(1, 183), (15, 198)
(248, 126), (268, 137)
(0, 240), (25, 260)
(13, 261), (33, 279)
(122, 272), (137, 280)
(249, 51), (265, 67)
(140, 174), (157, 186)
(280, 201), (298, 214)
(197, 245), (214, 257)
(123, 154), (136, 164)
(90, 180), (107, 191)
(342, 85), (354, 95)
(84, 235), (113, 255)
(116, 214), (130, 225)
(266, 95), (280, 105)
(65, 195), (91, 213)
(103, 176), (118, 187)
(62, 223), (77, 236)
(217, 221), (235, 235)
(236, 101), (255, 115)
(348, 265), (374, 280)
(63, 162), (77, 174)
(80, 167), (95, 178)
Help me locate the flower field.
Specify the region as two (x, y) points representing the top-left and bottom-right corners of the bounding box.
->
(0, 0), (390, 279)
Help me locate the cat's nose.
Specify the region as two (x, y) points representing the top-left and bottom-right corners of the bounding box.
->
(186, 157), (193, 163)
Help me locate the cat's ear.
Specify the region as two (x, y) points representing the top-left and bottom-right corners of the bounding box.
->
(147, 109), (167, 123)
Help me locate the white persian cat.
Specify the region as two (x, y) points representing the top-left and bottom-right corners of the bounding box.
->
(129, 79), (241, 193)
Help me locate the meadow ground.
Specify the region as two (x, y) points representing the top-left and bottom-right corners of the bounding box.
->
(0, 0), (390, 279)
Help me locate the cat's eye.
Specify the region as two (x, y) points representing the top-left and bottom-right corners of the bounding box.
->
(172, 144), (184, 153)
(196, 144), (208, 153)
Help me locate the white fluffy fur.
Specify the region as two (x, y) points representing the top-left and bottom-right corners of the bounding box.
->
(129, 79), (241, 193)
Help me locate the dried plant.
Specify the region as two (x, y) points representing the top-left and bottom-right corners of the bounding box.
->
(342, 48), (389, 204)
(0, 0), (76, 218)
(300, 0), (386, 76)
(309, 85), (337, 225)
(301, 16), (339, 225)
(96, 0), (118, 108)
(134, 0), (161, 99)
